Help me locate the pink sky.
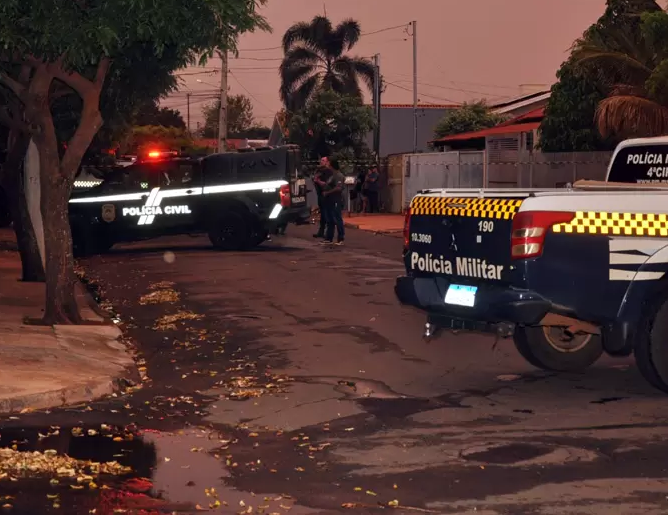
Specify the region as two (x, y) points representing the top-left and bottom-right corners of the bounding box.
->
(162, 0), (607, 129)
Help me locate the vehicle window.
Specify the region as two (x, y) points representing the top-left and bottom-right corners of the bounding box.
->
(608, 144), (668, 183)
(161, 161), (197, 187)
(121, 163), (160, 190)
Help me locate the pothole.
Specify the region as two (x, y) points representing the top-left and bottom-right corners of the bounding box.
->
(292, 376), (409, 400)
(462, 443), (551, 464)
(459, 442), (600, 467)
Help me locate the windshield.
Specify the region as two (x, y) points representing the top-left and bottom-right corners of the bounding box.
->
(607, 144), (668, 183)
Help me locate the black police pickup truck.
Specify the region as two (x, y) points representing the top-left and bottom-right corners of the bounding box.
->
(396, 136), (668, 393)
(69, 145), (308, 255)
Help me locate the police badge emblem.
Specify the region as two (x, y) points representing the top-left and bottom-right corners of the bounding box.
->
(101, 204), (116, 222)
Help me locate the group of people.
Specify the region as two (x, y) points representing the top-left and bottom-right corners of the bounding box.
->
(312, 156), (346, 245)
(351, 165), (380, 213)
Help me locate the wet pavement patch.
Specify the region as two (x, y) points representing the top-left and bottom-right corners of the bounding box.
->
(461, 443), (553, 465)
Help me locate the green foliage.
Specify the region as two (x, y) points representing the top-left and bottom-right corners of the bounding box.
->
(201, 94), (268, 138)
(133, 103), (186, 129)
(0, 1), (269, 73)
(539, 0), (663, 148)
(538, 59), (614, 152)
(280, 16), (375, 111)
(287, 88), (375, 166)
(433, 101), (506, 140)
(125, 125), (194, 154)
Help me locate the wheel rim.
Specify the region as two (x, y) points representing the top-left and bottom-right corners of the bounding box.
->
(542, 327), (592, 353)
(218, 217), (243, 245)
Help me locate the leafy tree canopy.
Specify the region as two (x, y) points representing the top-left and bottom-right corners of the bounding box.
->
(287, 88), (375, 169)
(200, 93), (269, 138)
(539, 0), (662, 150)
(133, 102), (186, 129)
(280, 16), (374, 111)
(433, 101), (506, 140)
(0, 0), (269, 324)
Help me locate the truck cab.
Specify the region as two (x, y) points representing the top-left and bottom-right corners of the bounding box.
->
(69, 145), (307, 255)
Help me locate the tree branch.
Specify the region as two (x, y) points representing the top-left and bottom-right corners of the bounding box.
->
(0, 71), (26, 98)
(50, 56), (110, 96)
(0, 107), (31, 134)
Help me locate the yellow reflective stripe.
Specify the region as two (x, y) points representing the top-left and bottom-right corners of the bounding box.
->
(409, 196), (522, 220)
(553, 211), (668, 237)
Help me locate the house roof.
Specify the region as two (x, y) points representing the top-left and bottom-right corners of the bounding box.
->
(431, 107), (545, 144)
(492, 91), (551, 115)
(496, 107), (545, 126)
(432, 122), (540, 144)
(381, 103), (459, 109)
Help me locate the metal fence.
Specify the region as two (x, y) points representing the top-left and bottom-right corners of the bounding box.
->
(386, 150), (615, 211)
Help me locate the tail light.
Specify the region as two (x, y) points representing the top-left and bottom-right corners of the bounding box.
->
(403, 208), (412, 252)
(511, 211), (575, 259)
(279, 184), (291, 207)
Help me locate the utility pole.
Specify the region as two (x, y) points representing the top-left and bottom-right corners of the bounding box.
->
(186, 93), (191, 135)
(412, 20), (418, 153)
(372, 54), (382, 159)
(217, 50), (228, 153)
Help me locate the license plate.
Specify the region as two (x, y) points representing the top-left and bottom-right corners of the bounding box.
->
(291, 196), (306, 203)
(444, 284), (477, 307)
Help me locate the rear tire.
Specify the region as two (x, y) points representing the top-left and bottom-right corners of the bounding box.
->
(208, 211), (251, 251)
(513, 325), (603, 372)
(634, 292), (668, 393)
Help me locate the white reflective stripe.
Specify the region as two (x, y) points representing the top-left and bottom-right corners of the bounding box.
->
(610, 269), (665, 281)
(610, 269), (636, 281)
(609, 238), (663, 254)
(268, 204), (282, 219)
(635, 271), (665, 280)
(202, 180), (287, 194)
(69, 181), (284, 204)
(69, 192), (146, 203)
(609, 253), (648, 264)
(138, 188), (160, 226)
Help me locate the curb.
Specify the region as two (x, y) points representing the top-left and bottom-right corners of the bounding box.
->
(0, 374), (129, 414)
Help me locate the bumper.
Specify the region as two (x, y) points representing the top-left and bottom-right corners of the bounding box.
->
(395, 275), (551, 326)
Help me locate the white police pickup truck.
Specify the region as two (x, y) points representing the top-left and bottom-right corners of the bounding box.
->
(395, 136), (668, 392)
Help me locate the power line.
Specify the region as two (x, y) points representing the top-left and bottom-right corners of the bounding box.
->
(387, 77), (508, 99)
(234, 22), (410, 54)
(230, 56), (283, 62)
(228, 70), (275, 114)
(384, 81), (459, 104)
(394, 70), (519, 93)
(162, 96), (218, 110)
(361, 23), (410, 37)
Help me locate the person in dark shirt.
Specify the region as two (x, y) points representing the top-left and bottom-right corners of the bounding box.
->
(320, 157), (345, 245)
(312, 157), (332, 238)
(365, 165), (380, 213)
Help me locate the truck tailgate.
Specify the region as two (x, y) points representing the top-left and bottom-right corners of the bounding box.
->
(405, 194), (529, 289)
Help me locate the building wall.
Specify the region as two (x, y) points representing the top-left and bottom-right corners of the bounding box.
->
(366, 107), (454, 157)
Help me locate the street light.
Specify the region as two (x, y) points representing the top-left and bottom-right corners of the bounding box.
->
(196, 79), (217, 88)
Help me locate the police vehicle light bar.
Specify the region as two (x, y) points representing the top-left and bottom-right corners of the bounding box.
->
(511, 211), (575, 260)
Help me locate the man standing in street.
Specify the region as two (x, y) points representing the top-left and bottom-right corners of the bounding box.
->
(320, 157), (345, 246)
(312, 157), (332, 239)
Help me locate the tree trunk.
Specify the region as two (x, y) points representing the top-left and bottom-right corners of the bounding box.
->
(39, 144), (81, 325)
(1, 133), (45, 282)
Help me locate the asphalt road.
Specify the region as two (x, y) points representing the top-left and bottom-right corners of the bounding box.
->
(3, 224), (668, 514)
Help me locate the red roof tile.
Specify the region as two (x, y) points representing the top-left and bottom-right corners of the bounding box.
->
(432, 122), (540, 143)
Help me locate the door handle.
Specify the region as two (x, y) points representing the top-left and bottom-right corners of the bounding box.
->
(186, 189), (193, 194)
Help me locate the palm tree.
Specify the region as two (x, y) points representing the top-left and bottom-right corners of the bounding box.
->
(279, 16), (375, 111)
(571, 7), (668, 139)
